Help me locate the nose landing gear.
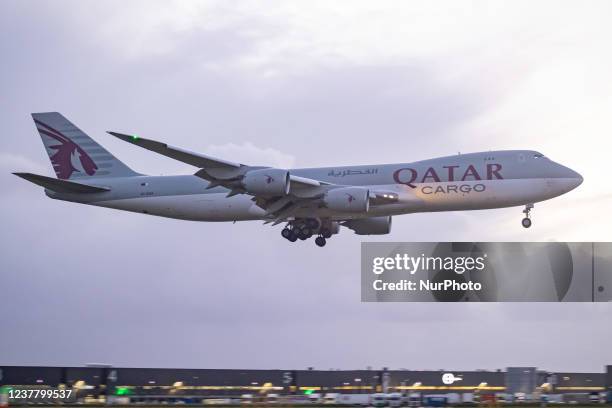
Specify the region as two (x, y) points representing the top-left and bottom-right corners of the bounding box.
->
(521, 203), (534, 228)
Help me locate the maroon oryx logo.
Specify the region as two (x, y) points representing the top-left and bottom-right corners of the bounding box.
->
(35, 120), (97, 179)
(345, 193), (356, 203)
(265, 174), (274, 184)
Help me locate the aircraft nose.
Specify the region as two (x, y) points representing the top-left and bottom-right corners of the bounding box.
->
(564, 166), (583, 189)
(575, 172), (584, 187)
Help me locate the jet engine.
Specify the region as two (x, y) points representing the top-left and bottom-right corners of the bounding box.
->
(344, 216), (392, 235)
(323, 186), (370, 213)
(242, 168), (290, 196)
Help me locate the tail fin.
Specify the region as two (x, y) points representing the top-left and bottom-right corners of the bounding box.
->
(32, 112), (140, 180)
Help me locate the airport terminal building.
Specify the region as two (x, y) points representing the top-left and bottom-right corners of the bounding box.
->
(1, 365), (611, 403)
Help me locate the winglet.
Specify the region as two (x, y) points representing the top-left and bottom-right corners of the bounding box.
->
(107, 131), (144, 144)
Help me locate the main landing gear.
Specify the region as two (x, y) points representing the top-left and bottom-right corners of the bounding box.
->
(281, 218), (333, 247)
(314, 236), (326, 247)
(313, 226), (333, 247)
(521, 203), (534, 228)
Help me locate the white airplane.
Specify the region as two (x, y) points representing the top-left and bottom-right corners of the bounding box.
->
(15, 113), (583, 247)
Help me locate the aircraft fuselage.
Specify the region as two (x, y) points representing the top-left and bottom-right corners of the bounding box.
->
(46, 150), (583, 222)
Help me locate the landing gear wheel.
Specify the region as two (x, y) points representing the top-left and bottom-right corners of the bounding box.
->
(305, 219), (319, 229)
(315, 236), (326, 247)
(320, 228), (332, 239)
(281, 228), (291, 239)
(287, 231), (298, 242)
(521, 203), (534, 229)
(295, 228), (307, 240)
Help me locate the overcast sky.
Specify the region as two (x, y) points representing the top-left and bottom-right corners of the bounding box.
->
(1, 1), (612, 372)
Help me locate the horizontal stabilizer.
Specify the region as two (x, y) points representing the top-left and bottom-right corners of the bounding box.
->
(13, 172), (110, 194)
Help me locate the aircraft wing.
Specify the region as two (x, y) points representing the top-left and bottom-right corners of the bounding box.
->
(108, 131), (396, 224)
(108, 131), (328, 196)
(107, 132), (243, 175)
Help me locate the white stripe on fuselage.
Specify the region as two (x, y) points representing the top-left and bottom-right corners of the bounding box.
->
(92, 177), (581, 222)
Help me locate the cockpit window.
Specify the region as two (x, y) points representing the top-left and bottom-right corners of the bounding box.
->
(533, 153), (545, 158)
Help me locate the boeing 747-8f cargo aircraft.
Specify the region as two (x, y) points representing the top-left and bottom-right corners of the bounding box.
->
(15, 113), (583, 247)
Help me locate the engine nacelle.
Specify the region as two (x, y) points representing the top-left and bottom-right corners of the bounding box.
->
(242, 168), (290, 196)
(323, 187), (370, 213)
(344, 216), (392, 235)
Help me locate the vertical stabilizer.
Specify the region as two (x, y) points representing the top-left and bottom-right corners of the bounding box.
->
(32, 112), (140, 179)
